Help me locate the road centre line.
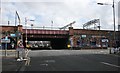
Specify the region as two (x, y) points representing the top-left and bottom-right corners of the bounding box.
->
(101, 62), (120, 68)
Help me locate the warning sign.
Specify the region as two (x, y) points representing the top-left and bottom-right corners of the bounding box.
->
(17, 40), (24, 48)
(16, 40), (24, 51)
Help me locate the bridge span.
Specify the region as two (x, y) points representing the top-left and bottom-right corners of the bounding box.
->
(1, 25), (120, 50)
(22, 29), (69, 49)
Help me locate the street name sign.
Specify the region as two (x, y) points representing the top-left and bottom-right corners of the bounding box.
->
(1, 39), (10, 43)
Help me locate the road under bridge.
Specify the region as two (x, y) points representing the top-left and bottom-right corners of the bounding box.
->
(22, 29), (69, 49)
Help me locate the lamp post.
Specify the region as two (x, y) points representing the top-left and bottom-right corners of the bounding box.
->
(30, 20), (35, 30)
(25, 18), (35, 48)
(25, 17), (27, 48)
(30, 20), (34, 38)
(97, 0), (116, 48)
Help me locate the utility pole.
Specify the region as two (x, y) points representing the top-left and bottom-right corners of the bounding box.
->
(97, 0), (116, 54)
(97, 0), (116, 45)
(112, 0), (116, 44)
(25, 17), (27, 48)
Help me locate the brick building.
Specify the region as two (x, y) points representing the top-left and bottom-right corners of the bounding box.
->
(69, 27), (120, 49)
(0, 25), (120, 49)
(0, 25), (22, 37)
(0, 25), (23, 49)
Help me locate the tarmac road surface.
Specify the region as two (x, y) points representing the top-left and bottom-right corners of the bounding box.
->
(19, 49), (120, 72)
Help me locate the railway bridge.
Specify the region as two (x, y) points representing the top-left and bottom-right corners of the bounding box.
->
(1, 25), (120, 49)
(22, 29), (69, 49)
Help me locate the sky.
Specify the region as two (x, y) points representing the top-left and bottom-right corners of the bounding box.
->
(1, 0), (120, 30)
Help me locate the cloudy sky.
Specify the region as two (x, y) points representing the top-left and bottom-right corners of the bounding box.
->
(1, 0), (120, 30)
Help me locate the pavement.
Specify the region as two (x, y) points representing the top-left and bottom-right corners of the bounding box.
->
(1, 50), (25, 72)
(2, 57), (24, 72)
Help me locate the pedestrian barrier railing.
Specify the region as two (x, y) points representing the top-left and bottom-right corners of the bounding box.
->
(0, 49), (30, 58)
(0, 50), (18, 58)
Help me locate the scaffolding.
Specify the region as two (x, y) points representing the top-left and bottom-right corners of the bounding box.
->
(83, 19), (100, 30)
(59, 21), (76, 30)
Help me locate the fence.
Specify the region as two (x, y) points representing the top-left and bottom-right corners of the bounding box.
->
(0, 50), (18, 58)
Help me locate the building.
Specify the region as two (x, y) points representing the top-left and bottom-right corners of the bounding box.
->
(0, 25), (23, 49)
(0, 25), (120, 49)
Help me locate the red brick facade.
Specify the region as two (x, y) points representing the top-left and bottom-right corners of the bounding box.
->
(1, 25), (120, 49)
(68, 27), (119, 49)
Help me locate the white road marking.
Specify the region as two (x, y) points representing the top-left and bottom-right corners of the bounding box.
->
(40, 64), (48, 66)
(101, 62), (120, 68)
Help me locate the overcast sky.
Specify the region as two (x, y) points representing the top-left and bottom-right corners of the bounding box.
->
(1, 0), (120, 30)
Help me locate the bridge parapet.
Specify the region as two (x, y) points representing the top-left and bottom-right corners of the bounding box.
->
(23, 29), (69, 35)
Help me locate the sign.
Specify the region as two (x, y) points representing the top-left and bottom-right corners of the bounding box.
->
(81, 35), (86, 38)
(1, 36), (10, 43)
(5, 36), (8, 40)
(16, 40), (24, 51)
(17, 40), (24, 47)
(1, 39), (10, 43)
(92, 36), (105, 38)
(10, 34), (16, 37)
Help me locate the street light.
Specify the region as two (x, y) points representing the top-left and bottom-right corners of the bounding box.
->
(29, 20), (35, 36)
(97, 0), (116, 46)
(31, 24), (33, 29)
(25, 18), (35, 48)
(30, 20), (34, 30)
(25, 17), (27, 48)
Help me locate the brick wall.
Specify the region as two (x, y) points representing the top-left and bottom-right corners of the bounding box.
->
(0, 25), (23, 38)
(1, 25), (23, 33)
(70, 28), (115, 48)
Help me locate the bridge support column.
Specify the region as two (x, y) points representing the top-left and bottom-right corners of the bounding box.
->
(69, 27), (74, 49)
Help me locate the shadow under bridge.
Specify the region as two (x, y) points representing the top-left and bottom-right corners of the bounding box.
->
(22, 29), (69, 49)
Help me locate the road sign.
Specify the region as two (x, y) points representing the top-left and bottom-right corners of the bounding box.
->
(5, 36), (8, 40)
(81, 35), (86, 38)
(1, 39), (10, 43)
(10, 34), (16, 37)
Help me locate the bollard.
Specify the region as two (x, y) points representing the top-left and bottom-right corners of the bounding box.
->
(5, 43), (7, 57)
(109, 48), (111, 54)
